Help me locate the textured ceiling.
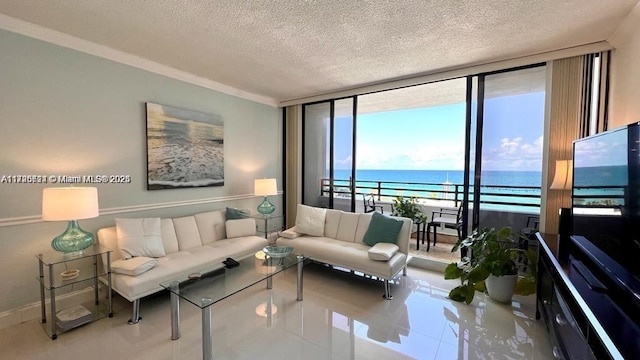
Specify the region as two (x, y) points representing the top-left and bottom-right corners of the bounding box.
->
(0, 0), (637, 104)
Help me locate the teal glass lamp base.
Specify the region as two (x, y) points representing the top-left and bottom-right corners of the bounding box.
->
(51, 220), (95, 255)
(257, 196), (275, 215)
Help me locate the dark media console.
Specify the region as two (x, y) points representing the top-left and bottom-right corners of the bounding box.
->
(535, 233), (639, 359)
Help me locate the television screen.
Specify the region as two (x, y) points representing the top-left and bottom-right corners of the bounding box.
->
(573, 127), (627, 215)
(572, 124), (640, 278)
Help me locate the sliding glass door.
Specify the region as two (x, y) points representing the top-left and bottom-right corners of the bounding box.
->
(471, 65), (547, 229)
(302, 98), (356, 211)
(301, 65), (547, 238)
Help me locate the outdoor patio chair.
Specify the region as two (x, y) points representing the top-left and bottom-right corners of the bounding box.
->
(426, 206), (463, 251)
(362, 193), (385, 213)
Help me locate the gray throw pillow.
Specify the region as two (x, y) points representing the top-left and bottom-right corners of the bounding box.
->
(226, 207), (250, 220)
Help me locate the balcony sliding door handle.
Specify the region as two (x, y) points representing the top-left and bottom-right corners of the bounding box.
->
(555, 314), (567, 327)
(552, 346), (565, 360)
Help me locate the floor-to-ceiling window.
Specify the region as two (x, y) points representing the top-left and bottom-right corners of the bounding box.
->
(472, 65), (547, 230)
(301, 65), (547, 242)
(355, 79), (467, 231)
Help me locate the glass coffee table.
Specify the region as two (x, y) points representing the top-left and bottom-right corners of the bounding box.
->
(159, 252), (306, 360)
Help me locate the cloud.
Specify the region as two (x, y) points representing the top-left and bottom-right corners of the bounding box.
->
(355, 143), (464, 170)
(500, 137), (522, 153)
(484, 136), (543, 170)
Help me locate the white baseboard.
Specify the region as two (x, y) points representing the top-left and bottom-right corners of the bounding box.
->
(0, 287), (96, 330)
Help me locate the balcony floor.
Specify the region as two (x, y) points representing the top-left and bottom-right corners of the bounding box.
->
(408, 232), (460, 265)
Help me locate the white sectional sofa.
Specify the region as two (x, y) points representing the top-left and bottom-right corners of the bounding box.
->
(277, 205), (412, 299)
(97, 209), (268, 323)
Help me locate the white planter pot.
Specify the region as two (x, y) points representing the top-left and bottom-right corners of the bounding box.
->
(485, 274), (518, 303)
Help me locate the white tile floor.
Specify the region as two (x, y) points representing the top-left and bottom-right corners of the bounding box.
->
(0, 263), (553, 360)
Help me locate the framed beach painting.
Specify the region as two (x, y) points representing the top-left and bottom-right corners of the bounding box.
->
(146, 102), (224, 190)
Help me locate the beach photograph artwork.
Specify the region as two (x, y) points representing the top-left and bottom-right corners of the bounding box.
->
(146, 102), (224, 190)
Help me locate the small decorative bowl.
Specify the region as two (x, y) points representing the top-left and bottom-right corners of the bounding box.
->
(61, 269), (80, 281)
(262, 245), (293, 259)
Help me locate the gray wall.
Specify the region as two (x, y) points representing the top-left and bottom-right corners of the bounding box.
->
(0, 30), (282, 313)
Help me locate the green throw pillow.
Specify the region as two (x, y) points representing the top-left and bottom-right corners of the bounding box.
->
(362, 212), (403, 246)
(226, 207), (250, 220)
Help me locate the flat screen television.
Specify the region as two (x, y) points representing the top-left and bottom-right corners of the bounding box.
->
(572, 122), (640, 279)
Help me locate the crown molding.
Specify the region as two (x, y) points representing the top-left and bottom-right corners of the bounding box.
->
(0, 14), (279, 107)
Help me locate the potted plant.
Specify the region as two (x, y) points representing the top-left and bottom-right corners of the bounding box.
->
(444, 226), (537, 304)
(391, 196), (427, 223)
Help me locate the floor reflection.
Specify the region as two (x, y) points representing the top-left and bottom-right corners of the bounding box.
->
(0, 261), (553, 360)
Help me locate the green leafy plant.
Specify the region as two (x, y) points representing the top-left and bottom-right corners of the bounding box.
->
(391, 196), (427, 223)
(444, 226), (537, 304)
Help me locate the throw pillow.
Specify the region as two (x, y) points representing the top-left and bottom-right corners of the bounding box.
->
(111, 257), (158, 276)
(116, 218), (166, 259)
(362, 212), (403, 246)
(280, 227), (301, 239)
(368, 242), (400, 261)
(226, 218), (256, 238)
(226, 207), (250, 220)
(295, 204), (326, 236)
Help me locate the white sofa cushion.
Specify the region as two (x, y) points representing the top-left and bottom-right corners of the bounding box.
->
(324, 210), (342, 238)
(160, 219), (179, 254)
(368, 243), (400, 261)
(116, 218), (166, 259)
(355, 214), (373, 244)
(195, 210), (226, 243)
(278, 236), (407, 280)
(173, 216), (202, 250)
(336, 212), (359, 242)
(112, 236), (268, 301)
(225, 218), (256, 238)
(111, 257), (158, 276)
(295, 204), (326, 236)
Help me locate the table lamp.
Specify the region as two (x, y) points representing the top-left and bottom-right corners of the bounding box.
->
(42, 187), (99, 255)
(254, 178), (277, 215)
(550, 160), (572, 262)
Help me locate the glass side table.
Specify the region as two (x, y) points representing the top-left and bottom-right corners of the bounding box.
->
(37, 244), (113, 339)
(250, 214), (284, 242)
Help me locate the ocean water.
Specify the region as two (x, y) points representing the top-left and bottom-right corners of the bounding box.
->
(573, 165), (627, 207)
(333, 169), (541, 186)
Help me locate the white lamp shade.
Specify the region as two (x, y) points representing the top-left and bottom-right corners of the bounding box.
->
(254, 178), (277, 196)
(550, 160), (573, 190)
(42, 187), (99, 221)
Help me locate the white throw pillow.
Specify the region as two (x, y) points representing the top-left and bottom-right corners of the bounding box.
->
(295, 204), (326, 236)
(280, 227), (301, 239)
(225, 218), (256, 238)
(116, 218), (166, 259)
(368, 242), (400, 261)
(111, 257), (158, 276)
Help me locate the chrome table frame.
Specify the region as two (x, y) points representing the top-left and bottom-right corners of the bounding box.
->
(162, 254), (305, 360)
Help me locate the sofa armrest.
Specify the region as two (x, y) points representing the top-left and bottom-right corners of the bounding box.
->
(394, 217), (413, 256)
(280, 226), (301, 239)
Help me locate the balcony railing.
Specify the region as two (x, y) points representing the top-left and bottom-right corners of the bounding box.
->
(320, 178), (541, 212)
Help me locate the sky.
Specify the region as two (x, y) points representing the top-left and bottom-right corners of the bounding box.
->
(573, 127), (627, 168)
(333, 91), (545, 172)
